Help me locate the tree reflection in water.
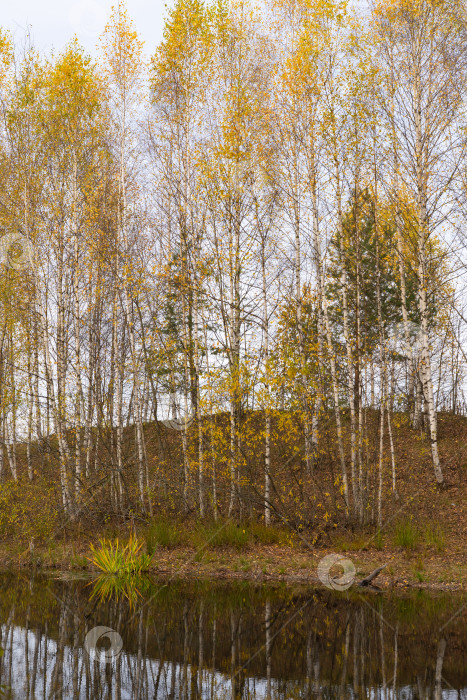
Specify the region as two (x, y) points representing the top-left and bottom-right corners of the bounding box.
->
(0, 573), (464, 699)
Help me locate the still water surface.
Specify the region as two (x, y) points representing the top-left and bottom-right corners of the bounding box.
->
(0, 573), (465, 698)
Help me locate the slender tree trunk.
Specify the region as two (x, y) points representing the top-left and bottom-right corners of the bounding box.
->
(413, 55), (444, 485)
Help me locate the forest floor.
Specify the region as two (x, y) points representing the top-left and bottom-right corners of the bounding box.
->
(0, 413), (465, 592)
(2, 466), (465, 592)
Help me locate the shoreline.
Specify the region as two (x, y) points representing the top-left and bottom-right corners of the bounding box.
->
(1, 542), (464, 592)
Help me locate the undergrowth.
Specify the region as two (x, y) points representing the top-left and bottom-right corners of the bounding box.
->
(144, 517), (290, 552)
(423, 524), (446, 552)
(393, 519), (419, 551)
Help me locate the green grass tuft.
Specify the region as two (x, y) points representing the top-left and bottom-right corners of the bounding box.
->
(192, 519), (289, 550)
(146, 518), (181, 550)
(423, 524), (446, 552)
(144, 516), (289, 553)
(194, 521), (250, 550)
(88, 534), (153, 575)
(374, 529), (384, 551)
(394, 519), (419, 551)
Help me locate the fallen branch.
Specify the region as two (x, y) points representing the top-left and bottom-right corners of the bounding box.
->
(357, 564), (387, 589)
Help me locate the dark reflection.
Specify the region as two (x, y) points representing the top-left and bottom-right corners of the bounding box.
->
(89, 573), (154, 608)
(0, 572), (465, 698)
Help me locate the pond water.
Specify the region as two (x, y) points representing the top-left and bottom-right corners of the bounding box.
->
(0, 572), (465, 698)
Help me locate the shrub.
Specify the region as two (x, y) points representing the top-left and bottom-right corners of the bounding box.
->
(0, 477), (57, 543)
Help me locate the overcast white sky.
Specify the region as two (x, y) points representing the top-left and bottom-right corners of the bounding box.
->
(3, 0), (172, 56)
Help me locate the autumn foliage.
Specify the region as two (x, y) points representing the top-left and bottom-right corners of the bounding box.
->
(0, 0), (466, 539)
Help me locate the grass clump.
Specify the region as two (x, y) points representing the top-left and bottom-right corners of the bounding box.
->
(89, 534), (153, 575)
(374, 529), (384, 551)
(424, 524), (446, 552)
(146, 518), (182, 551)
(143, 516), (289, 553)
(334, 534), (370, 552)
(193, 519), (289, 550)
(393, 519), (419, 551)
(70, 552), (89, 569)
(248, 521), (289, 545)
(195, 521), (250, 550)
